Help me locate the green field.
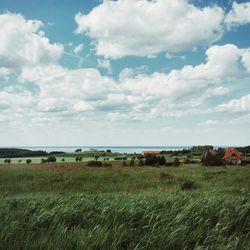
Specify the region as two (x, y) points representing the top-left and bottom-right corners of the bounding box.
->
(0, 162), (249, 249)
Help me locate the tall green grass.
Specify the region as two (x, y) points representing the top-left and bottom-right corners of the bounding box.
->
(0, 164), (249, 249)
(0, 193), (249, 250)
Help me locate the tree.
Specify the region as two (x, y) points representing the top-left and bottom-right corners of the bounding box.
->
(47, 156), (56, 163)
(106, 149), (112, 153)
(26, 159), (32, 164)
(94, 155), (99, 161)
(75, 149), (82, 153)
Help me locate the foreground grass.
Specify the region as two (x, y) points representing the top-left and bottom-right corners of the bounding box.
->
(0, 193), (249, 250)
(0, 163), (249, 249)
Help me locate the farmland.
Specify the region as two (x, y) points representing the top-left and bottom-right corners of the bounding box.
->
(0, 161), (249, 249)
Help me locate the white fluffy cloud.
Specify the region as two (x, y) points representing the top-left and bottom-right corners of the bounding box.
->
(75, 0), (225, 58)
(225, 2), (250, 27)
(0, 12), (63, 73)
(12, 44), (249, 124)
(217, 94), (250, 112)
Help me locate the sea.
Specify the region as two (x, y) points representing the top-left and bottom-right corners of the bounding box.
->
(20, 146), (192, 154)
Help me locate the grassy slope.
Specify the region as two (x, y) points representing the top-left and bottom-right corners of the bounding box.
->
(0, 163), (249, 249)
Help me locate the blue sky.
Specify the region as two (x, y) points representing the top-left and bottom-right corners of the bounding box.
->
(0, 0), (250, 146)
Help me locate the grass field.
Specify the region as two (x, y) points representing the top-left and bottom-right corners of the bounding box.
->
(0, 162), (249, 249)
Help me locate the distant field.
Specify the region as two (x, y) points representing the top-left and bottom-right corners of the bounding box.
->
(0, 163), (249, 249)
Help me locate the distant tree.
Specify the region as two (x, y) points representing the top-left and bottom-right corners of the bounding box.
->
(106, 149), (112, 153)
(75, 149), (82, 153)
(75, 156), (83, 162)
(26, 159), (32, 164)
(173, 157), (180, 167)
(18, 159), (22, 163)
(61, 158), (65, 162)
(94, 155), (99, 161)
(47, 156), (56, 163)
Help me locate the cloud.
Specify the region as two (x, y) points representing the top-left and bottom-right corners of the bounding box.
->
(73, 43), (84, 54)
(0, 12), (63, 73)
(97, 58), (112, 74)
(217, 94), (250, 112)
(75, 0), (225, 58)
(13, 44), (249, 125)
(225, 1), (250, 27)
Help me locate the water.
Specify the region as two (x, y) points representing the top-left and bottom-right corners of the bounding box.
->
(20, 146), (191, 154)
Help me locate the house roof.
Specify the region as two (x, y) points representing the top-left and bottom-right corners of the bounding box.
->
(224, 147), (242, 159)
(143, 151), (161, 155)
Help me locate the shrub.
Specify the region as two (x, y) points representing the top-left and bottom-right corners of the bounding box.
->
(87, 161), (103, 167)
(114, 156), (127, 160)
(41, 159), (47, 164)
(18, 159), (22, 163)
(47, 156), (56, 163)
(75, 157), (82, 162)
(180, 179), (195, 190)
(26, 159), (32, 164)
(4, 159), (11, 164)
(61, 159), (65, 162)
(145, 155), (166, 166)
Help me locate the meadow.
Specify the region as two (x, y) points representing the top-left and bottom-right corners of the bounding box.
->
(0, 162), (249, 249)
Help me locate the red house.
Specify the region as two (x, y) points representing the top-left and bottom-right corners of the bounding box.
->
(223, 147), (243, 165)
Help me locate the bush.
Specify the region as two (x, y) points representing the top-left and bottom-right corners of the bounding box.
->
(114, 156), (127, 160)
(87, 161), (103, 167)
(61, 159), (65, 162)
(4, 159), (11, 164)
(47, 156), (56, 163)
(18, 159), (22, 163)
(26, 159), (32, 164)
(180, 179), (195, 190)
(145, 155), (166, 166)
(75, 156), (82, 162)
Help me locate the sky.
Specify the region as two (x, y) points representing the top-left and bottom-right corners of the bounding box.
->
(0, 0), (250, 146)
